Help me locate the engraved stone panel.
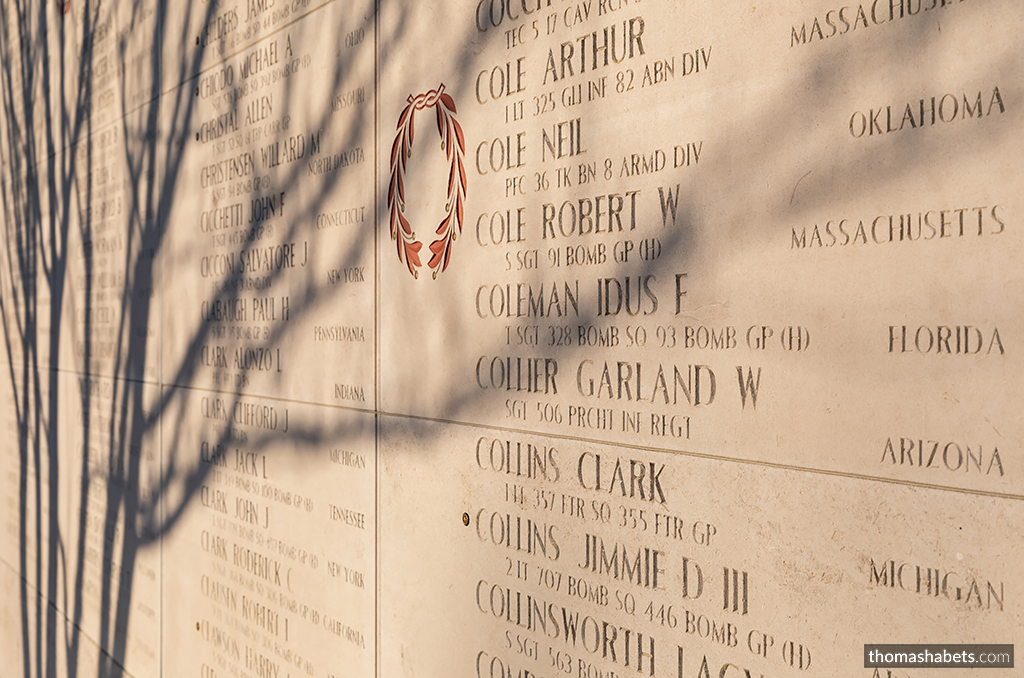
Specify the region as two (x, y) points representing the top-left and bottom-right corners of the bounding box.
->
(160, 387), (376, 678)
(161, 0), (377, 405)
(376, 0), (1024, 497)
(0, 1), (1021, 677)
(380, 418), (1022, 677)
(59, 373), (162, 677)
(0, 366), (56, 598)
(63, 125), (162, 382)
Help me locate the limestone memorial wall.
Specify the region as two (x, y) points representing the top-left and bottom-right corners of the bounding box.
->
(0, 0), (1020, 676)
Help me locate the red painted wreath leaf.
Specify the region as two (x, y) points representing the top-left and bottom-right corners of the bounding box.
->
(407, 251), (418, 271)
(440, 92), (456, 113)
(428, 235), (450, 270)
(391, 134), (403, 165)
(453, 120), (464, 152)
(406, 240), (423, 273)
(432, 238), (451, 272)
(398, 211), (413, 236)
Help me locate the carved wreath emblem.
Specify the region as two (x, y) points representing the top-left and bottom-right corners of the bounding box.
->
(388, 84), (467, 278)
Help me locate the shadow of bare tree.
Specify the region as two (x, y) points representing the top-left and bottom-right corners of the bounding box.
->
(0, 0), (1018, 676)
